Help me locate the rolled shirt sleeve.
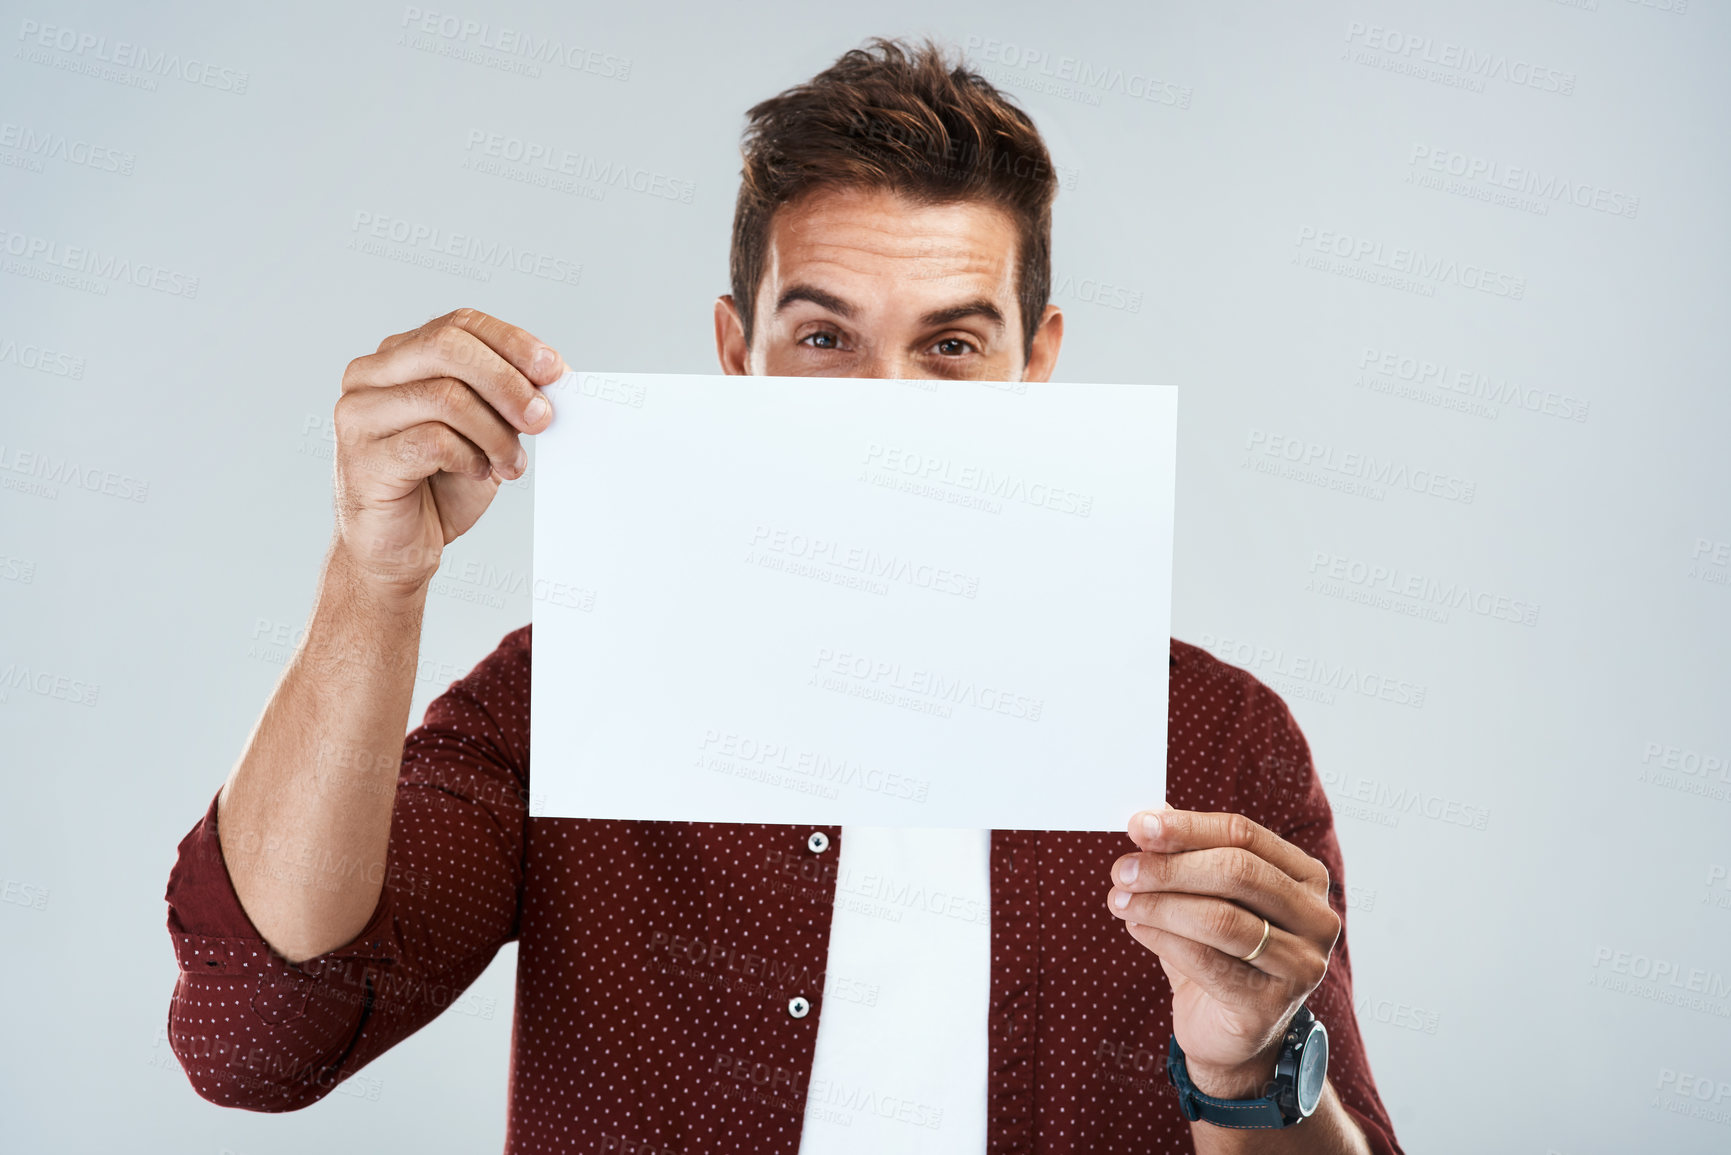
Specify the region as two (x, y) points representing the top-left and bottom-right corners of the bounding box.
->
(162, 626), (532, 1110)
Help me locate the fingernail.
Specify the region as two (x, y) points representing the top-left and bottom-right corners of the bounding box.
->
(524, 394), (550, 428)
(1112, 889), (1130, 910)
(1119, 858), (1138, 884)
(531, 346), (555, 376)
(513, 445), (528, 474)
(1140, 812), (1162, 841)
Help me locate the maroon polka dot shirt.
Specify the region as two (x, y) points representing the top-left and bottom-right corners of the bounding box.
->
(163, 627), (1404, 1153)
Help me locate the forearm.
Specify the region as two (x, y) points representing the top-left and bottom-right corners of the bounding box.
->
(1189, 1081), (1371, 1155)
(217, 541), (428, 964)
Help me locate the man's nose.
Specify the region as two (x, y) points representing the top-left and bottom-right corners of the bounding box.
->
(854, 352), (909, 381)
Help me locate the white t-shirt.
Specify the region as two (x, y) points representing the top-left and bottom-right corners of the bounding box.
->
(799, 827), (993, 1152)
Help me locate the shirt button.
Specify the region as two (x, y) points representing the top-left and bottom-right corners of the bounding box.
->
(788, 996), (811, 1019)
(807, 831), (830, 854)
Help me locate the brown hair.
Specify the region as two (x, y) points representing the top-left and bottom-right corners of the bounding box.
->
(730, 36), (1060, 363)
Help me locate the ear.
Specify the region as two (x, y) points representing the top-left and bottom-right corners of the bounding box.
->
(1021, 304), (1064, 383)
(714, 295), (751, 376)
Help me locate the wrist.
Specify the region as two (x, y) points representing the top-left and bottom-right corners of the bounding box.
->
(329, 537), (436, 612)
(306, 544), (431, 678)
(1182, 1044), (1282, 1101)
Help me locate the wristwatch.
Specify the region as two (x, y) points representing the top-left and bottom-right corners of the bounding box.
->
(1165, 1005), (1329, 1128)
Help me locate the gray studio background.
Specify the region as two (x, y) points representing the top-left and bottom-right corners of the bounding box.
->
(3, 1), (1728, 1152)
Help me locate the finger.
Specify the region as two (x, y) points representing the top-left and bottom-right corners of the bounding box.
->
(1106, 889), (1317, 984)
(381, 308), (568, 381)
(372, 308), (478, 356)
(360, 422), (494, 486)
(346, 318), (549, 434)
(371, 308), (472, 355)
(346, 308), (563, 433)
(374, 322), (426, 356)
(1109, 847), (1333, 942)
(440, 306), (568, 384)
(337, 378), (526, 479)
(1129, 809), (1328, 890)
(1121, 920), (1289, 1008)
(374, 311), (488, 357)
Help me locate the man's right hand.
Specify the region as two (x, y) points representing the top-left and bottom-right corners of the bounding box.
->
(333, 307), (566, 597)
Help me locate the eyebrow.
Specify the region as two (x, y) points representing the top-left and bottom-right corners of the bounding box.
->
(918, 298), (1005, 331)
(775, 284), (855, 319)
(774, 284), (1007, 332)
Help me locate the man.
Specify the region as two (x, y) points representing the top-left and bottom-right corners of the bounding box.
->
(164, 37), (1403, 1154)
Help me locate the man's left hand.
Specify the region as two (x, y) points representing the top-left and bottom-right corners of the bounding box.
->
(1106, 805), (1342, 1099)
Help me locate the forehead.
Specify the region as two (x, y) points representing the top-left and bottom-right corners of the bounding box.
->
(762, 185), (1018, 295)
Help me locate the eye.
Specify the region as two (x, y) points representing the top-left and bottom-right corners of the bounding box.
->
(799, 330), (843, 350)
(932, 337), (977, 357)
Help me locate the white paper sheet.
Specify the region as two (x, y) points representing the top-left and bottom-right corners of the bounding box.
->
(530, 371), (1176, 831)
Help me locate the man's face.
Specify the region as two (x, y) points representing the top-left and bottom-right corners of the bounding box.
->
(715, 184), (1063, 383)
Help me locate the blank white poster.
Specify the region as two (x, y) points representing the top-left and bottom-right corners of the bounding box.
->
(531, 370), (1176, 830)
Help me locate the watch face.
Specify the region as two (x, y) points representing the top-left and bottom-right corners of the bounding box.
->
(1296, 1023), (1329, 1116)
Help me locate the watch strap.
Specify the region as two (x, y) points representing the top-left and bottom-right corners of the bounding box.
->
(1165, 1035), (1289, 1129)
